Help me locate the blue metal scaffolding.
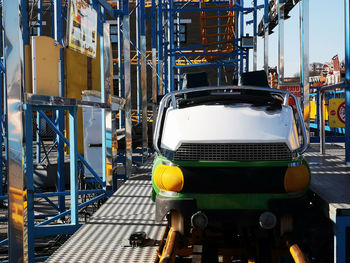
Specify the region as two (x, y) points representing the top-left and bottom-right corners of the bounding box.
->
(0, 0), (129, 262)
(154, 0), (253, 92)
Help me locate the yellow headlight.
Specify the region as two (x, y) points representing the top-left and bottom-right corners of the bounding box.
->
(153, 164), (184, 192)
(284, 164), (310, 193)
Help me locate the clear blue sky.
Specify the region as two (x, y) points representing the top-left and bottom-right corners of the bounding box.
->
(247, 0), (345, 77)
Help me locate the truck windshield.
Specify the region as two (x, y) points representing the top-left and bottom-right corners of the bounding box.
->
(177, 90), (283, 111)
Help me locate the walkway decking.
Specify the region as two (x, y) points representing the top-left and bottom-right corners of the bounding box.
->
(305, 143), (350, 222)
(46, 158), (166, 263)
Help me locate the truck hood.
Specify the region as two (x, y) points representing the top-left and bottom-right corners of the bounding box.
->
(160, 104), (300, 152)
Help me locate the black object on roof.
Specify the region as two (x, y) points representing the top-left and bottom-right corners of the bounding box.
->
(182, 72), (209, 89)
(239, 70), (269, 87)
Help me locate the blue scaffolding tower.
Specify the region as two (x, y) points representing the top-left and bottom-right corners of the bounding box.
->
(0, 0), (130, 262)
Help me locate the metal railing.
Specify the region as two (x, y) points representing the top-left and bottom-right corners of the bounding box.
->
(318, 82), (345, 154)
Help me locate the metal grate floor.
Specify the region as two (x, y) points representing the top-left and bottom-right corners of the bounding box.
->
(305, 143), (350, 222)
(46, 156), (166, 263)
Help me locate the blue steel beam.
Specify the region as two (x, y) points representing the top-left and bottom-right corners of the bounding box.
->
(253, 0), (257, 70)
(264, 0), (269, 74)
(21, 0), (29, 45)
(345, 0), (350, 164)
(151, 0), (157, 132)
(0, 96), (2, 197)
(38, 193), (106, 226)
(38, 0), (43, 35)
(34, 224), (81, 237)
(36, 0), (43, 164)
(0, 60), (5, 74)
(176, 12), (181, 89)
(174, 50), (247, 57)
(50, 0), (55, 37)
(69, 108), (79, 225)
(216, 8), (221, 86)
(239, 0), (244, 74)
(97, 0), (123, 17)
(157, 0), (164, 94)
(54, 0), (66, 213)
(168, 7), (253, 12)
(0, 61), (3, 196)
(168, 0), (175, 92)
(334, 215), (350, 262)
(136, 0), (142, 123)
(140, 0), (148, 154)
(24, 105), (35, 262)
(175, 62), (237, 69)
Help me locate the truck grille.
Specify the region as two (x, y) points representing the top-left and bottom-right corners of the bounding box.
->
(173, 143), (295, 161)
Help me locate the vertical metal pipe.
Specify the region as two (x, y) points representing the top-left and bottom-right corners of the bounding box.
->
(50, 0), (55, 38)
(217, 9), (221, 85)
(38, 0), (43, 36)
(136, 0), (141, 123)
(69, 108), (78, 224)
(264, 0), (269, 75)
(117, 0), (125, 128)
(319, 91), (325, 154)
(245, 53), (249, 72)
(123, 0), (133, 178)
(140, 0), (148, 156)
(36, 3), (42, 162)
(345, 0), (350, 164)
(176, 12), (181, 90)
(278, 0), (285, 85)
(164, 40), (168, 94)
(333, 216), (350, 263)
(157, 0), (164, 95)
(25, 105), (34, 262)
(300, 0), (310, 140)
(54, 0), (63, 42)
(217, 67), (221, 86)
(168, 0), (175, 92)
(35, 30), (41, 164)
(0, 12), (2, 196)
(35, 116), (41, 163)
(100, 8), (107, 188)
(316, 90), (320, 137)
(234, 0), (239, 80)
(22, 0), (29, 45)
(151, 0), (158, 134)
(239, 0), (244, 74)
(253, 0), (257, 71)
(0, 66), (2, 197)
(54, 0), (65, 213)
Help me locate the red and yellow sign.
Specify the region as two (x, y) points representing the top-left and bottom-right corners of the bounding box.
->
(329, 98), (345, 128)
(279, 85), (301, 98)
